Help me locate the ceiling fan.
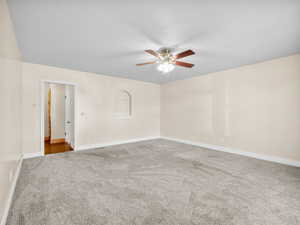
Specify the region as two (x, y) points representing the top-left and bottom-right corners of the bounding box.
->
(136, 48), (195, 73)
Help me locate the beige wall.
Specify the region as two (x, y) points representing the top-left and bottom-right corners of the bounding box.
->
(22, 63), (160, 154)
(22, 55), (300, 162)
(49, 83), (65, 140)
(0, 0), (22, 222)
(161, 55), (300, 162)
(44, 83), (49, 137)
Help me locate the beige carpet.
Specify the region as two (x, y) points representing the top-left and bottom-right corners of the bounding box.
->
(6, 139), (300, 225)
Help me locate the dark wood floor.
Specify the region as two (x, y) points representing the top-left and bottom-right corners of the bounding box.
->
(44, 141), (73, 155)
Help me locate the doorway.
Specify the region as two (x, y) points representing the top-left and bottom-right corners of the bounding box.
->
(42, 81), (76, 155)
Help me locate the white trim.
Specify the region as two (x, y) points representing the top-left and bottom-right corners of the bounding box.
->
(76, 136), (160, 151)
(23, 152), (43, 159)
(0, 157), (23, 225)
(161, 136), (300, 167)
(42, 80), (77, 86)
(23, 134), (300, 167)
(40, 80), (78, 156)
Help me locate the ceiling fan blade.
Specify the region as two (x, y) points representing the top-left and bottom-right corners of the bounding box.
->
(175, 50), (195, 59)
(145, 49), (159, 58)
(136, 61), (156, 66)
(175, 61), (194, 68)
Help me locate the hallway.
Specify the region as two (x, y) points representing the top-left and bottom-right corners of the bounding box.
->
(44, 140), (73, 155)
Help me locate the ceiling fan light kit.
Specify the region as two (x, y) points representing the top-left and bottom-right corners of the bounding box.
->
(157, 62), (175, 73)
(136, 47), (195, 74)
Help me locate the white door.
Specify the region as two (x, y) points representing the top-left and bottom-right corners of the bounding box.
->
(65, 85), (75, 147)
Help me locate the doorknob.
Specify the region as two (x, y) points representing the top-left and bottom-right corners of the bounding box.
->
(67, 121), (71, 124)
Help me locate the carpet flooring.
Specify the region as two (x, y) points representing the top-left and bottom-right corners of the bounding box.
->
(6, 139), (300, 225)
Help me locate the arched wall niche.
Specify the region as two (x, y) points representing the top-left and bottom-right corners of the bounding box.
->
(114, 89), (132, 118)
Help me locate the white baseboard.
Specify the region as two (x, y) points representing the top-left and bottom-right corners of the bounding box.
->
(22, 136), (300, 167)
(76, 136), (160, 151)
(23, 152), (43, 159)
(0, 157), (23, 225)
(161, 136), (300, 167)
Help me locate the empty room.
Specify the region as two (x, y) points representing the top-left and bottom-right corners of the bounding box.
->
(1, 0), (300, 225)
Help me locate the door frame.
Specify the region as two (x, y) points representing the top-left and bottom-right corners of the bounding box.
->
(40, 80), (78, 155)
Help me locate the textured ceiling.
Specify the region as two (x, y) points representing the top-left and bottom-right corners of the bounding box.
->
(8, 0), (300, 83)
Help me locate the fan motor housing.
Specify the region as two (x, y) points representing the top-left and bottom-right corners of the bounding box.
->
(158, 48), (175, 63)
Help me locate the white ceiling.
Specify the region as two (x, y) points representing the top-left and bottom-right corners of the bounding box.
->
(8, 0), (300, 83)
